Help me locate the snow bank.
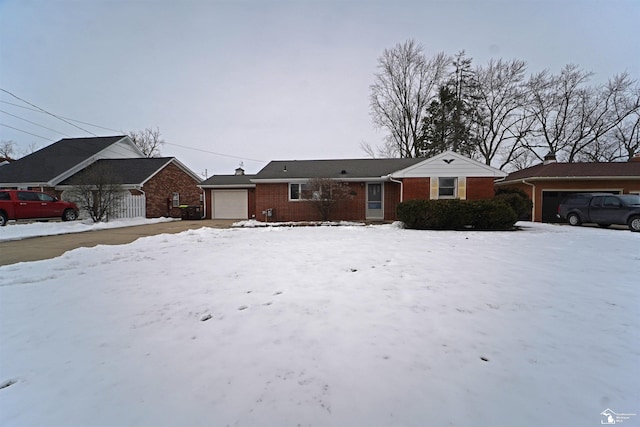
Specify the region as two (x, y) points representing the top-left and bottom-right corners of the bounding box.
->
(0, 217), (178, 242)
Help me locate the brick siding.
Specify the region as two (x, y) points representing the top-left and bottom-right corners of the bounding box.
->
(143, 162), (202, 218)
(402, 178), (430, 201)
(465, 177), (496, 200)
(255, 182), (375, 222)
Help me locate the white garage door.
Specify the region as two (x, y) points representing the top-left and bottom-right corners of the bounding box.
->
(212, 190), (248, 219)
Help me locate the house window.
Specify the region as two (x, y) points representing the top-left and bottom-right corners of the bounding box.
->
(289, 183), (312, 200)
(438, 177), (457, 198)
(172, 192), (180, 207)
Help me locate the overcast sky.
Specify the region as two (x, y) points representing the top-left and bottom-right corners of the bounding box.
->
(1, 0), (638, 177)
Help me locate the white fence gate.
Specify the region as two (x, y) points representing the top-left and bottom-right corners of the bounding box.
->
(113, 193), (146, 219)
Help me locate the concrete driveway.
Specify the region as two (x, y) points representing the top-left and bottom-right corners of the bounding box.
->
(0, 220), (236, 266)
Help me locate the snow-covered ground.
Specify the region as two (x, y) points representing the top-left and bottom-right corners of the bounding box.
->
(0, 217), (177, 242)
(0, 222), (638, 426)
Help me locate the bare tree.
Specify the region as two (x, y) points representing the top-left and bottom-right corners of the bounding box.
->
(565, 73), (640, 162)
(0, 140), (15, 159)
(524, 66), (640, 162)
(128, 127), (165, 157)
(65, 163), (125, 222)
(508, 147), (539, 171)
(523, 65), (594, 161)
(302, 178), (354, 221)
(470, 59), (532, 167)
(612, 111), (640, 160)
(369, 40), (449, 158)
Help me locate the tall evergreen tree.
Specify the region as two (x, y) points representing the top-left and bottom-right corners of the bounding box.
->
(419, 51), (477, 157)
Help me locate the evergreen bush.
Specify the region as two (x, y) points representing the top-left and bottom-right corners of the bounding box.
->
(397, 198), (517, 230)
(495, 188), (533, 220)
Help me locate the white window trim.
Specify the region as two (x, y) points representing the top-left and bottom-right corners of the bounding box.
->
(172, 192), (180, 207)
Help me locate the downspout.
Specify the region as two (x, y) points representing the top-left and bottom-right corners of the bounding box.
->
(139, 188), (147, 218)
(201, 189), (207, 219)
(521, 179), (535, 221)
(388, 175), (403, 202)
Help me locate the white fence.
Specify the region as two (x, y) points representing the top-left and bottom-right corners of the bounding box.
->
(113, 193), (146, 219)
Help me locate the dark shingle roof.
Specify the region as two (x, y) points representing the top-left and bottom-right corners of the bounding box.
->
(500, 161), (640, 183)
(0, 136), (127, 184)
(200, 174), (256, 187)
(254, 158), (424, 180)
(59, 158), (173, 185)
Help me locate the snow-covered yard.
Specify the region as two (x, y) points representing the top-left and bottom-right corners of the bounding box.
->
(0, 222), (638, 426)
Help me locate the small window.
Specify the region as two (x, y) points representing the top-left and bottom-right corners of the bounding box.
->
(290, 183), (301, 200)
(0, 192), (9, 200)
(438, 177), (457, 198)
(172, 192), (180, 207)
(289, 183), (312, 201)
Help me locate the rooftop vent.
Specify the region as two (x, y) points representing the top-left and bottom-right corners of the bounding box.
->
(234, 167), (245, 176)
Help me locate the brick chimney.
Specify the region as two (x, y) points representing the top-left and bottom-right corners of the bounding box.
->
(543, 152), (557, 165)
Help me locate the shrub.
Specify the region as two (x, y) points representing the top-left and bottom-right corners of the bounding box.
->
(495, 188), (533, 220)
(397, 198), (517, 230)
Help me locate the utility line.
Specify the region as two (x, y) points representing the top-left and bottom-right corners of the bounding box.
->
(0, 88), (98, 136)
(0, 91), (266, 163)
(0, 122), (55, 141)
(0, 109), (73, 137)
(164, 141), (266, 163)
(0, 100), (121, 132)
(0, 101), (124, 133)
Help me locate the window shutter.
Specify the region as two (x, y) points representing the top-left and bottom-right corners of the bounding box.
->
(430, 177), (438, 200)
(458, 177), (467, 200)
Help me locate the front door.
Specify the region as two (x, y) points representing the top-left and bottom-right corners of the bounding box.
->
(366, 183), (383, 220)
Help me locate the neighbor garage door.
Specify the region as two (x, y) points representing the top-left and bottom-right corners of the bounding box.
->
(212, 190), (248, 219)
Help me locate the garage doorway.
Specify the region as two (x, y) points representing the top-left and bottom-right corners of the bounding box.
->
(212, 190), (248, 219)
(541, 190), (619, 223)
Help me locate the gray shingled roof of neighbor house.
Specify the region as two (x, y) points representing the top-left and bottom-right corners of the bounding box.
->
(253, 158), (425, 180)
(0, 136), (127, 184)
(58, 158), (176, 186)
(200, 174), (256, 187)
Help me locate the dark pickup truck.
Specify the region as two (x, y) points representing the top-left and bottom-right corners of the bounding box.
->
(0, 189), (79, 226)
(557, 193), (640, 232)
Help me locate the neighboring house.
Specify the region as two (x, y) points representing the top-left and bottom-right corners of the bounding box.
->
(0, 157), (13, 166)
(209, 151), (506, 222)
(495, 154), (640, 222)
(199, 167), (256, 220)
(0, 136), (202, 219)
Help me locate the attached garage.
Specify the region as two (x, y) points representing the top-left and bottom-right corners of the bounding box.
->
(496, 157), (640, 223)
(212, 190), (248, 219)
(198, 168), (256, 220)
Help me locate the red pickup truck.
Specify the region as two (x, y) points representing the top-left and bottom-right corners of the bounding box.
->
(0, 189), (79, 226)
